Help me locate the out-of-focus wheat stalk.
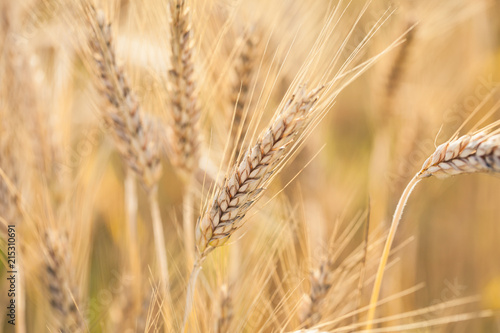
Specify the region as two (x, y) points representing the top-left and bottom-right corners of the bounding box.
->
(367, 123), (500, 329)
(384, 23), (416, 115)
(87, 7), (163, 192)
(215, 284), (233, 333)
(228, 31), (258, 163)
(84, 3), (170, 319)
(168, 0), (200, 175)
(168, 0), (200, 266)
(44, 230), (86, 332)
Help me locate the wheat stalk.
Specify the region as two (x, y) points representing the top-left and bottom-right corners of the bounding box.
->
(85, 5), (171, 317)
(44, 230), (86, 333)
(229, 32), (258, 162)
(384, 23), (416, 114)
(367, 128), (500, 329)
(168, 0), (200, 176)
(215, 284), (233, 333)
(87, 7), (162, 191)
(299, 218), (373, 329)
(183, 84), (323, 328)
(168, 0), (201, 266)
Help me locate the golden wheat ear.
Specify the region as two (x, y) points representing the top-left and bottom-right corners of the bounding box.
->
(196, 85), (323, 257)
(182, 84), (323, 327)
(85, 6), (171, 323)
(87, 7), (162, 192)
(168, 0), (200, 178)
(367, 124), (500, 329)
(228, 30), (259, 164)
(418, 132), (500, 178)
(44, 230), (87, 332)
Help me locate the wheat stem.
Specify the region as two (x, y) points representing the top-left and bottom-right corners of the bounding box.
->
(149, 188), (170, 295)
(183, 182), (195, 266)
(124, 170), (140, 274)
(16, 253), (26, 333)
(125, 170), (138, 242)
(182, 256), (203, 331)
(366, 175), (421, 330)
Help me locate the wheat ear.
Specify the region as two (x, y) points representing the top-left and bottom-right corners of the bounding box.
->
(88, 8), (162, 191)
(215, 284), (233, 333)
(168, 0), (200, 175)
(299, 219), (373, 328)
(417, 132), (500, 178)
(367, 129), (500, 329)
(384, 23), (416, 113)
(86, 6), (170, 306)
(44, 230), (86, 332)
(229, 32), (257, 162)
(168, 0), (200, 265)
(183, 84), (323, 328)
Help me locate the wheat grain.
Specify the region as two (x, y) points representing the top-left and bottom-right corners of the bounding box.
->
(168, 0), (200, 177)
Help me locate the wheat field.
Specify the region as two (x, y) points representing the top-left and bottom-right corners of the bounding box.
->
(1, 0), (500, 332)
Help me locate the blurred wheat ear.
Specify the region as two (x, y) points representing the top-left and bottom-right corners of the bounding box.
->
(228, 31), (258, 164)
(168, 0), (200, 176)
(44, 230), (86, 332)
(84, 4), (171, 324)
(167, 0), (201, 267)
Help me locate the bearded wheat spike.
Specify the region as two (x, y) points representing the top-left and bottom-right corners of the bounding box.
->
(196, 85), (323, 256)
(183, 85), (323, 327)
(88, 8), (162, 191)
(418, 132), (500, 178)
(367, 127), (500, 329)
(44, 231), (86, 333)
(169, 0), (200, 176)
(300, 259), (359, 328)
(299, 232), (372, 328)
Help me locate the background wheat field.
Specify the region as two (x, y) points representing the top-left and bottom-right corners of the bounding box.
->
(1, 0), (500, 332)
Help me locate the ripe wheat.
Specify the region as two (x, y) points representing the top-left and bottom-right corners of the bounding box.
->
(87, 6), (162, 192)
(418, 132), (500, 178)
(168, 0), (200, 177)
(196, 85), (323, 256)
(44, 230), (86, 333)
